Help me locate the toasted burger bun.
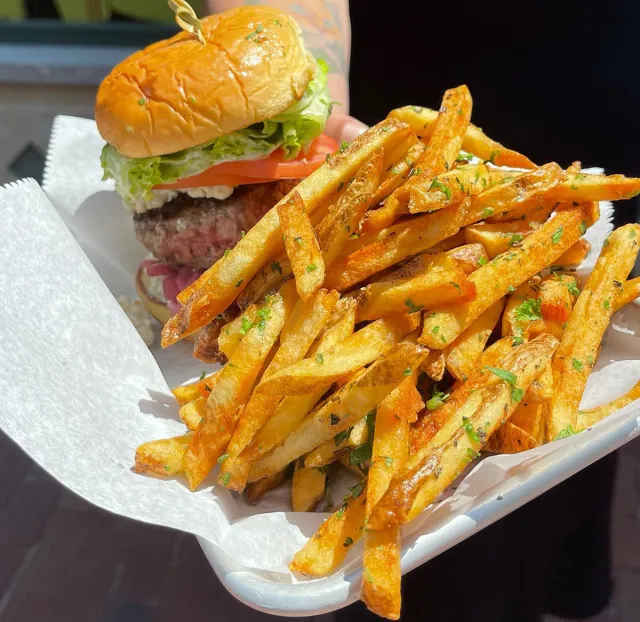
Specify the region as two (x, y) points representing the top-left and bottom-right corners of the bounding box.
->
(135, 265), (173, 327)
(96, 6), (316, 159)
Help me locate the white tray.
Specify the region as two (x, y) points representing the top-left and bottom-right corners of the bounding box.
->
(0, 115), (637, 617)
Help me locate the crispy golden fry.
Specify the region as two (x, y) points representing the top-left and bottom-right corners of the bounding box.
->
(407, 163), (490, 214)
(387, 105), (535, 169)
(446, 243), (490, 274)
(463, 163), (565, 225)
(369, 334), (559, 528)
(179, 397), (205, 431)
(279, 191), (325, 301)
(305, 417), (369, 467)
(290, 482), (367, 576)
(485, 421), (539, 453)
(420, 206), (586, 349)
(161, 119), (412, 346)
(554, 238), (591, 267)
(218, 305), (260, 359)
(545, 171), (640, 202)
(501, 282), (541, 340)
(528, 363), (553, 404)
(364, 86), (472, 232)
(255, 314), (419, 397)
(236, 255), (292, 311)
(292, 461), (327, 512)
(355, 254), (475, 322)
(577, 381), (640, 431)
(539, 273), (579, 324)
(249, 342), (427, 483)
(362, 527), (402, 619)
(464, 221), (534, 259)
(184, 294), (286, 490)
(316, 149), (384, 266)
(171, 371), (220, 406)
(421, 349), (445, 381)
(615, 276), (640, 311)
(246, 469), (287, 503)
(444, 299), (505, 381)
(411, 337), (520, 452)
(510, 397), (547, 445)
(242, 301), (357, 463)
(548, 224), (640, 441)
(325, 201), (470, 292)
(134, 433), (192, 476)
(219, 289), (339, 490)
(340, 455), (369, 478)
(370, 141), (427, 207)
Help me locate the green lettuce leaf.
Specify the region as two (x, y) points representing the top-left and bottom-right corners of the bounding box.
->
(101, 60), (331, 209)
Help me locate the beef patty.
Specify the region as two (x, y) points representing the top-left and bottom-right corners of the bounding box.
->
(134, 179), (299, 269)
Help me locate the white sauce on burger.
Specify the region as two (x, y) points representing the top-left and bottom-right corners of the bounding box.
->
(131, 185), (235, 214)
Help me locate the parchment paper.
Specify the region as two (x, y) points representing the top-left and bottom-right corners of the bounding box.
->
(0, 115), (636, 615)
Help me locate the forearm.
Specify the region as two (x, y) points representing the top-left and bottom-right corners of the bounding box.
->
(206, 0), (351, 112)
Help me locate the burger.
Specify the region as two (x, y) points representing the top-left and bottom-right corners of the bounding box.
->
(96, 6), (336, 330)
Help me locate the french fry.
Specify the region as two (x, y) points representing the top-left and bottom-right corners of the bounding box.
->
(446, 243), (490, 274)
(370, 141), (427, 207)
(279, 191), (325, 301)
(539, 273), (579, 324)
(510, 397), (547, 445)
(355, 254), (475, 322)
(444, 299), (505, 381)
(615, 276), (640, 311)
(547, 224), (640, 441)
(501, 282), (541, 340)
(528, 363), (553, 403)
(219, 289), (339, 490)
(290, 482), (367, 576)
(545, 171), (640, 202)
(554, 238), (590, 267)
(254, 314), (419, 397)
(133, 433), (192, 476)
(316, 148), (384, 267)
(577, 381), (640, 431)
(292, 461), (327, 512)
(218, 305), (260, 359)
(246, 469), (287, 503)
(369, 334), (559, 528)
(387, 105), (535, 169)
(162, 119), (412, 345)
(249, 342), (427, 483)
(362, 526), (402, 620)
(325, 201), (470, 292)
(184, 294), (286, 490)
(171, 370), (220, 406)
(421, 349), (445, 381)
(463, 163), (565, 225)
(407, 163), (490, 214)
(193, 315), (229, 363)
(420, 206), (586, 349)
(242, 300), (357, 462)
(305, 416), (369, 467)
(485, 421), (539, 453)
(364, 86), (472, 231)
(464, 221), (534, 259)
(179, 397), (205, 431)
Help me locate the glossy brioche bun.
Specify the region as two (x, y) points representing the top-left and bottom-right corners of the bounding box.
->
(96, 6), (317, 159)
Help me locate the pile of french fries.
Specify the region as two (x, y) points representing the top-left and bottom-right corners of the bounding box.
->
(134, 85), (640, 619)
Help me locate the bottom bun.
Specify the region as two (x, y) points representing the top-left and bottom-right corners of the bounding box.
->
(135, 265), (173, 326)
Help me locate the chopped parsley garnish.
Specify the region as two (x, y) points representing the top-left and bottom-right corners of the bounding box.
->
(245, 23), (263, 40)
(555, 425), (576, 440)
(450, 281), (462, 293)
(348, 443), (372, 467)
(481, 207), (494, 218)
(306, 263), (318, 273)
(294, 236), (304, 246)
(426, 387), (450, 411)
(466, 448), (480, 461)
(335, 502), (348, 519)
(603, 298), (611, 310)
(339, 140), (349, 153)
(384, 456), (394, 467)
(551, 227), (564, 244)
(137, 98), (145, 105)
(316, 353), (325, 365)
(217, 453), (229, 464)
(567, 281), (580, 296)
(347, 481), (366, 500)
(334, 428), (351, 446)
(572, 358), (584, 371)
(224, 249), (231, 257)
(579, 221), (587, 234)
(220, 472), (231, 485)
(270, 261), (282, 274)
(478, 257), (488, 266)
(508, 233), (524, 246)
(199, 370), (206, 381)
(430, 179), (452, 201)
(512, 336), (525, 346)
(456, 151), (474, 161)
(240, 315), (253, 335)
(587, 355), (594, 367)
(343, 537), (354, 547)
(432, 325), (440, 334)
(485, 365), (522, 402)
(235, 278), (244, 288)
(461, 416), (480, 443)
(408, 166), (423, 178)
(507, 285), (515, 293)
(163, 465), (171, 472)
(514, 298), (542, 322)
(405, 298), (423, 313)
(329, 413), (339, 425)
(630, 229), (637, 239)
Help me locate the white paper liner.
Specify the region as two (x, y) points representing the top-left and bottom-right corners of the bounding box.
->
(0, 116), (633, 616)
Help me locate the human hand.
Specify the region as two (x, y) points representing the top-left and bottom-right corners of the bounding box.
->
(325, 111), (369, 143)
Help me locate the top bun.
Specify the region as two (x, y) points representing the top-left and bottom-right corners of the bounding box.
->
(96, 6), (317, 159)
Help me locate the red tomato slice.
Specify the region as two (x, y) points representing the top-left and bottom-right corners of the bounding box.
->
(155, 134), (339, 190)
